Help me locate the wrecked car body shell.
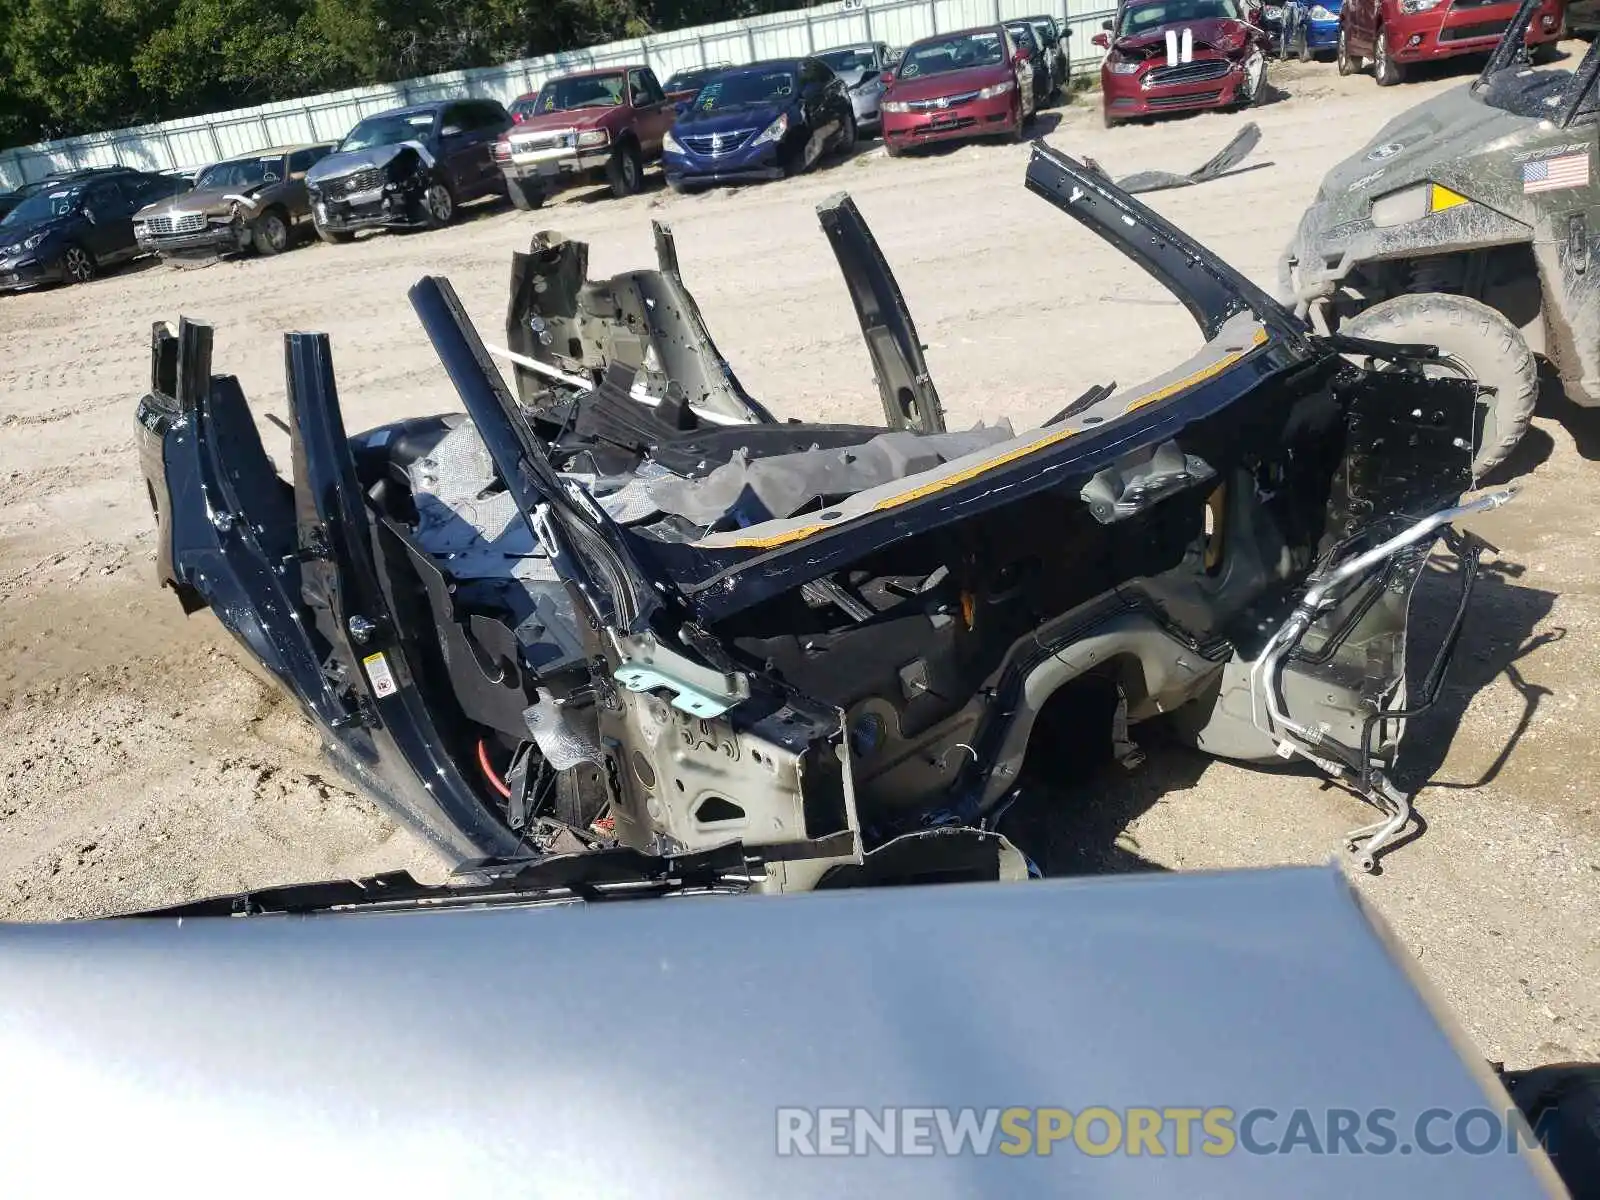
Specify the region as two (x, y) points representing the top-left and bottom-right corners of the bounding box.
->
(137, 144), (1497, 888)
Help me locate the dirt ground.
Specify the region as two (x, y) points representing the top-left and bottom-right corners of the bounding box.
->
(1, 54), (1596, 1066)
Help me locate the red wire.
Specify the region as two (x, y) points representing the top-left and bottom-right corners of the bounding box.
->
(476, 738), (512, 799)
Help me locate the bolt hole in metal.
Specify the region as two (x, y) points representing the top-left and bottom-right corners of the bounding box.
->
(694, 796), (745, 824)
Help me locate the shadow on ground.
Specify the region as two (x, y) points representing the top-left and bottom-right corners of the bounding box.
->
(999, 547), (1556, 879)
(1396, 552), (1559, 794)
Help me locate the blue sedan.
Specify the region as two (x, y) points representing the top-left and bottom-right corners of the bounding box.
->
(1280, 0), (1343, 59)
(663, 57), (858, 192)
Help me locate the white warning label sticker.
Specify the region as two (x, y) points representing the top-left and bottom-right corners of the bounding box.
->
(362, 651), (398, 698)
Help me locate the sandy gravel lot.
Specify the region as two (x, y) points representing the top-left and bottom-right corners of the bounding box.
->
(1, 56), (1596, 1067)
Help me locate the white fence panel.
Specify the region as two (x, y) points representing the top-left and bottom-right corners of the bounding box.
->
(0, 0), (1112, 190)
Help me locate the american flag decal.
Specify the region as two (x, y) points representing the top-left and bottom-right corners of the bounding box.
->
(1522, 153), (1590, 194)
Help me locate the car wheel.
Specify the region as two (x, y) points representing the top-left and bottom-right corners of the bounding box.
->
(1373, 27), (1405, 85)
(666, 177), (695, 194)
(61, 243), (97, 284)
(422, 180), (456, 228)
(606, 141), (643, 198)
(507, 178), (546, 211)
(1336, 23), (1359, 74)
(1341, 292), (1538, 479)
(835, 111), (858, 157)
(252, 208), (290, 256)
(315, 223), (354, 245)
(1102, 106), (1119, 129)
(883, 139), (903, 158)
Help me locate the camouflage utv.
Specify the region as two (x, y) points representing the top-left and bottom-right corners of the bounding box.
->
(1282, 0), (1599, 476)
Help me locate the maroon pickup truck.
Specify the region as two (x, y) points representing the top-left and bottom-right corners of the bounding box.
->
(495, 66), (676, 208)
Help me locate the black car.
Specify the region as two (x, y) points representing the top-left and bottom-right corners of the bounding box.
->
(305, 99), (511, 243)
(1022, 14), (1072, 96)
(1003, 21), (1054, 108)
(0, 167), (183, 293)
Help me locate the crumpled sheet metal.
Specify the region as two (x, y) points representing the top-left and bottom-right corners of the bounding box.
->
(407, 420), (666, 583)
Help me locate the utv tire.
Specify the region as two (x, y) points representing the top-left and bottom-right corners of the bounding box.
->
(1336, 24), (1360, 74)
(1342, 292), (1538, 479)
(606, 140), (643, 198)
(252, 208), (290, 256)
(421, 180), (456, 228)
(507, 178), (546, 211)
(315, 223), (353, 245)
(1373, 29), (1405, 85)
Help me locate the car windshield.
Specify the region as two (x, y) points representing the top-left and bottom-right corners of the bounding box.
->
(1119, 0), (1242, 34)
(664, 67), (722, 93)
(899, 31), (1008, 78)
(692, 69), (795, 111)
(0, 184), (83, 227)
(529, 74), (626, 114)
(195, 155), (286, 191)
(817, 48), (878, 73)
(339, 111), (436, 152)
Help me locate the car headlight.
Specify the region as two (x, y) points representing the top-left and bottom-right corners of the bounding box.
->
(1308, 4), (1335, 17)
(1107, 58), (1141, 75)
(751, 112), (789, 147)
(1399, 0), (1443, 11)
(977, 79), (1016, 99)
(2, 231), (46, 256)
(663, 130), (684, 154)
(883, 99), (910, 113)
(1369, 181), (1469, 228)
(576, 128), (610, 148)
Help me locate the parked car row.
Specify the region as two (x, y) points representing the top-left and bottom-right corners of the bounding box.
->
(0, 22), (1075, 291)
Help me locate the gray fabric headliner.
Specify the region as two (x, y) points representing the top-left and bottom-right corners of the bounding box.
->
(648, 424), (1016, 526)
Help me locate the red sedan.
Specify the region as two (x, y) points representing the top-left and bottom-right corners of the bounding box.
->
(1093, 0), (1269, 127)
(1337, 0), (1564, 85)
(880, 25), (1038, 156)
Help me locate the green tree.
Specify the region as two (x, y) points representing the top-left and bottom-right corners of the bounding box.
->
(3, 0), (177, 137)
(134, 0), (343, 115)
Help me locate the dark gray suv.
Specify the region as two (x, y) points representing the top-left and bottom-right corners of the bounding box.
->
(306, 99), (512, 243)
